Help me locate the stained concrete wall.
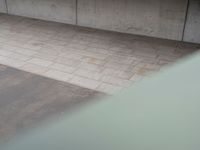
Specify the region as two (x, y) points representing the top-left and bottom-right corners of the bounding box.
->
(6, 0), (76, 24)
(183, 0), (200, 43)
(0, 0), (7, 13)
(77, 0), (188, 41)
(1, 0), (200, 43)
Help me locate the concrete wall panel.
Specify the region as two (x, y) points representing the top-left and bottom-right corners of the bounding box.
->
(183, 0), (200, 44)
(0, 0), (7, 13)
(77, 0), (188, 40)
(6, 0), (76, 24)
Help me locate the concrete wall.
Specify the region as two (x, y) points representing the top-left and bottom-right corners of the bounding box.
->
(77, 0), (188, 40)
(0, 0), (7, 13)
(183, 0), (200, 43)
(0, 0), (200, 43)
(6, 0), (76, 24)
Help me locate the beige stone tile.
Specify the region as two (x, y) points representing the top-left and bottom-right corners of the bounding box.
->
(118, 71), (135, 80)
(79, 62), (103, 72)
(130, 74), (144, 82)
(6, 39), (27, 47)
(144, 64), (161, 71)
(158, 60), (173, 66)
(0, 55), (8, 61)
(69, 76), (101, 89)
(74, 68), (103, 80)
(67, 43), (88, 50)
(0, 49), (14, 57)
(44, 69), (73, 82)
(97, 83), (123, 94)
(134, 51), (157, 58)
(55, 57), (81, 67)
(107, 55), (136, 65)
(20, 63), (49, 74)
(33, 52), (58, 61)
(28, 58), (53, 67)
(8, 53), (32, 61)
(70, 39), (90, 45)
(101, 75), (133, 87)
(85, 52), (109, 60)
(104, 61), (129, 70)
(86, 46), (110, 55)
(11, 47), (38, 56)
(42, 44), (65, 52)
(82, 57), (107, 65)
(102, 68), (122, 76)
(49, 63), (77, 73)
(157, 55), (178, 62)
(61, 53), (84, 60)
(22, 40), (46, 51)
(47, 39), (70, 46)
(0, 57), (26, 68)
(0, 37), (7, 43)
(88, 42), (111, 49)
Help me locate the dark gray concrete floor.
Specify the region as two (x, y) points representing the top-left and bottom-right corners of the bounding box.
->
(0, 64), (103, 142)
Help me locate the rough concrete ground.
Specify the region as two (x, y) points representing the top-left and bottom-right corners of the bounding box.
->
(0, 64), (103, 142)
(0, 14), (200, 94)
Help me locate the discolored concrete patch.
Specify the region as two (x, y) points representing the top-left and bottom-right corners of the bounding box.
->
(0, 64), (104, 142)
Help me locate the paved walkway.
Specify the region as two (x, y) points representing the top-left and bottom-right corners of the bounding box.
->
(0, 14), (199, 94)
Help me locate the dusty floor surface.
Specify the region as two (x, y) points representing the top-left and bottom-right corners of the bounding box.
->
(0, 64), (103, 142)
(0, 14), (200, 94)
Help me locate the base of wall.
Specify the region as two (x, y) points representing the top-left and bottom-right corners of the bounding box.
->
(0, 0), (199, 44)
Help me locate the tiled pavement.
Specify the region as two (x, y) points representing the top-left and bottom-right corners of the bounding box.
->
(0, 14), (200, 94)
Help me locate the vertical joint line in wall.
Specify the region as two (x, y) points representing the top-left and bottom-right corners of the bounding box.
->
(76, 0), (78, 25)
(5, 0), (8, 13)
(182, 0), (190, 41)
